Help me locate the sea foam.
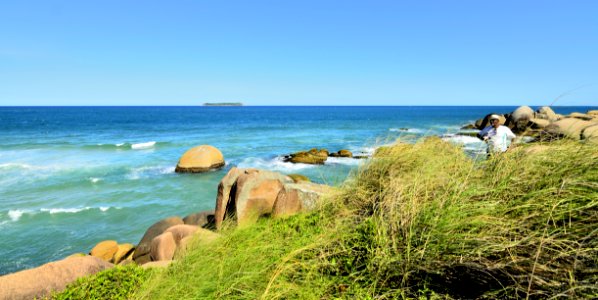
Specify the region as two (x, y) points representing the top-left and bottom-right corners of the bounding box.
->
(131, 141), (156, 150)
(237, 157), (316, 172)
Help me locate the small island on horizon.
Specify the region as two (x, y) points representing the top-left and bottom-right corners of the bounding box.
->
(203, 102), (243, 106)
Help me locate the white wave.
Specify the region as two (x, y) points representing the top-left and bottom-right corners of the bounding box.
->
(131, 141), (156, 150)
(8, 209), (27, 221)
(41, 207), (88, 214)
(325, 157), (363, 166)
(389, 128), (424, 133)
(127, 165), (175, 180)
(89, 177), (102, 183)
(116, 143), (126, 147)
(442, 134), (482, 145)
(0, 163), (44, 170)
(237, 156), (317, 172)
(99, 207), (110, 212)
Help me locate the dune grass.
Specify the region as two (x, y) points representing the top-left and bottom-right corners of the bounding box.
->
(134, 138), (597, 299)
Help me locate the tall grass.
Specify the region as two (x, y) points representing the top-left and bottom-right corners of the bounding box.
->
(137, 138), (597, 299)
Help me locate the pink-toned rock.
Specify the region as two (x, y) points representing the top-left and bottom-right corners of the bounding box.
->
(150, 232), (177, 261)
(165, 224), (199, 246)
(90, 240), (118, 261)
(133, 216), (183, 264)
(273, 182), (331, 218)
(546, 118), (595, 139)
(183, 210), (215, 229)
(215, 168), (292, 228)
(0, 256), (113, 300)
(175, 228), (220, 256)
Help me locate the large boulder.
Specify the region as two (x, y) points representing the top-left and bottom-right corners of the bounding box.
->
(330, 149), (353, 158)
(214, 167), (256, 229)
(176, 228), (220, 256)
(546, 118), (595, 139)
(0, 256), (113, 300)
(587, 110), (598, 117)
(113, 243), (135, 264)
(215, 168), (293, 228)
(581, 124), (598, 143)
(165, 224), (200, 246)
(529, 118), (550, 129)
(175, 145), (225, 173)
(537, 106), (558, 121)
(183, 210), (215, 229)
(150, 232), (177, 261)
(133, 216), (183, 264)
(308, 148), (329, 157)
(509, 106), (535, 132)
(90, 240), (118, 262)
(272, 182), (331, 218)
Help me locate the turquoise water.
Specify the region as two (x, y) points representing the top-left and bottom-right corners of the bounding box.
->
(0, 106), (594, 275)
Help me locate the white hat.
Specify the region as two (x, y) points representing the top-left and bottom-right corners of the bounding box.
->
(489, 114), (501, 121)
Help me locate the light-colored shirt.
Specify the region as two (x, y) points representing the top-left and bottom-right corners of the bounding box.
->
(483, 125), (516, 153)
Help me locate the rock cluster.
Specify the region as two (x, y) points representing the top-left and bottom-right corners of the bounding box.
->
(283, 148), (366, 164)
(464, 106), (598, 142)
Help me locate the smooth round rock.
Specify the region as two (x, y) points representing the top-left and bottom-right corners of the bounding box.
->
(90, 240), (118, 261)
(175, 145), (225, 173)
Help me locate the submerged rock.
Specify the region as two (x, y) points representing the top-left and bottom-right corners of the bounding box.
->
(175, 145), (225, 173)
(285, 151), (327, 164)
(288, 174), (310, 183)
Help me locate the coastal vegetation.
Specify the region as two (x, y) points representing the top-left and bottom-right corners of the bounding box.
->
(52, 137), (596, 299)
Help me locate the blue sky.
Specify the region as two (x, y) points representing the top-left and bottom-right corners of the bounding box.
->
(0, 0), (597, 106)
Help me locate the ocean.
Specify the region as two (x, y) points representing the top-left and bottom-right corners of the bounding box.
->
(0, 106), (594, 275)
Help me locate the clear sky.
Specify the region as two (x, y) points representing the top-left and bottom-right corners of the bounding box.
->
(1, 0), (597, 106)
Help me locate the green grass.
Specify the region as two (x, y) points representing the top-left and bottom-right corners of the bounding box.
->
(51, 264), (153, 300)
(131, 138), (597, 299)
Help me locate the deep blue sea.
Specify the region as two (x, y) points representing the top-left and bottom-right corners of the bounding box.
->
(0, 106), (595, 275)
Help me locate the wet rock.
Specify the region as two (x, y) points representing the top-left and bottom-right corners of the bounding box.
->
(175, 145), (225, 173)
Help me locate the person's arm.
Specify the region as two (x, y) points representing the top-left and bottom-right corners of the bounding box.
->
(477, 126), (492, 140)
(505, 127), (516, 140)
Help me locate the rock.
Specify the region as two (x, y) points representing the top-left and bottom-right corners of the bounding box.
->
(214, 167), (256, 229)
(150, 232), (177, 261)
(529, 118), (550, 129)
(308, 148), (329, 157)
(175, 145), (225, 173)
(183, 210), (215, 229)
(0, 256), (113, 300)
(133, 216), (183, 264)
(176, 228), (220, 256)
(338, 149), (353, 157)
(461, 124), (476, 130)
(581, 124), (598, 143)
(546, 118), (595, 139)
(113, 243), (135, 264)
(232, 170), (293, 226)
(509, 106), (535, 132)
(90, 240), (118, 262)
(65, 253), (87, 259)
(288, 174), (310, 183)
(537, 106), (558, 121)
(285, 151), (327, 164)
(273, 182), (331, 218)
(568, 112), (594, 121)
(215, 168), (293, 228)
(587, 110), (598, 117)
(165, 224), (199, 246)
(141, 260), (173, 269)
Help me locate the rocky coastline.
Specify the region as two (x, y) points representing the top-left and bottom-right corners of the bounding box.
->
(1, 105), (596, 299)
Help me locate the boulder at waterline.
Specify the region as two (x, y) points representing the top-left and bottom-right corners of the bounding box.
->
(183, 210), (216, 229)
(150, 232), (176, 261)
(272, 182), (331, 218)
(546, 118), (595, 139)
(175, 145), (225, 173)
(113, 243), (135, 264)
(0, 256), (113, 300)
(90, 240), (118, 262)
(133, 216), (183, 264)
(285, 151), (327, 164)
(330, 149), (353, 157)
(288, 173), (310, 183)
(475, 113), (506, 130)
(308, 148), (329, 157)
(214, 168), (293, 228)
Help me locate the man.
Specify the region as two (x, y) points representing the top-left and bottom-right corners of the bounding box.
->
(478, 114), (516, 154)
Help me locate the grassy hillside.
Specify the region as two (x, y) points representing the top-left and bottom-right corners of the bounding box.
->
(57, 138), (598, 299)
